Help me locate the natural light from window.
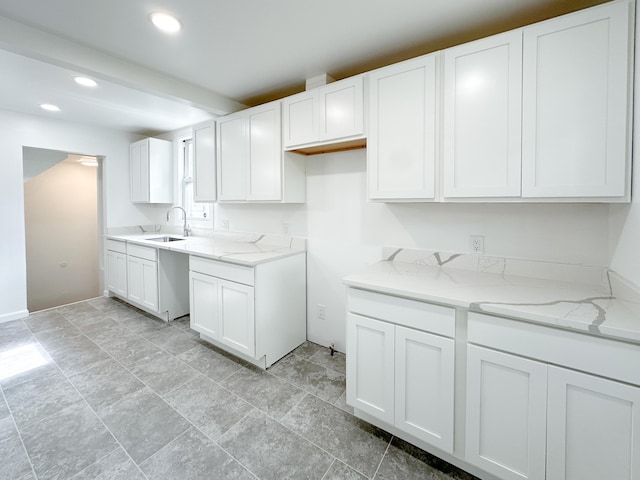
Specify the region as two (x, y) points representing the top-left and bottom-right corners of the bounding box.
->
(0, 344), (50, 381)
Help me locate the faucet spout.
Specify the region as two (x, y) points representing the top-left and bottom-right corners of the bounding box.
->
(166, 206), (190, 237)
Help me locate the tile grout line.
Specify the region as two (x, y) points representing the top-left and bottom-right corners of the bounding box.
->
(371, 435), (394, 480)
(0, 381), (39, 480)
(18, 314), (152, 480)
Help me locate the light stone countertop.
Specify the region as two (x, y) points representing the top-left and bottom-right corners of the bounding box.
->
(106, 232), (306, 266)
(343, 248), (640, 345)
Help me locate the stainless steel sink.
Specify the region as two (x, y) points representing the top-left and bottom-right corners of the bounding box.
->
(146, 236), (184, 243)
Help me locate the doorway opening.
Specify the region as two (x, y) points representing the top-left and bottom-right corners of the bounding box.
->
(22, 147), (104, 312)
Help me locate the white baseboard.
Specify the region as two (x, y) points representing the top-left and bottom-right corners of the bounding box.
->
(0, 309), (29, 324)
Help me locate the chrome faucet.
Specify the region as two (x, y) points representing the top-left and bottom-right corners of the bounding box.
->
(166, 206), (191, 237)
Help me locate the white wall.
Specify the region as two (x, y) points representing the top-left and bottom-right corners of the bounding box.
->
(0, 109), (155, 322)
(609, 2), (640, 287)
(218, 149), (612, 352)
(24, 160), (100, 311)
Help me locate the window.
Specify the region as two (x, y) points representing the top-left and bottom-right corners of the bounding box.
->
(181, 138), (213, 228)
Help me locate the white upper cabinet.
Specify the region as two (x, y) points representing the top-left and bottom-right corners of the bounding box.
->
(318, 77), (364, 142)
(521, 0), (632, 199)
(443, 30), (522, 198)
(368, 55), (437, 201)
(217, 113), (248, 202)
(130, 138), (173, 203)
(217, 101), (305, 203)
(193, 122), (216, 202)
(283, 90), (317, 148)
(283, 75), (365, 151)
(247, 103), (283, 201)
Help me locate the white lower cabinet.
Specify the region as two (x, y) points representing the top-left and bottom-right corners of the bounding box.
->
(105, 239), (127, 297)
(546, 366), (640, 480)
(189, 253), (305, 368)
(465, 345), (547, 480)
(346, 288), (455, 454)
(126, 248), (159, 312)
(466, 312), (640, 480)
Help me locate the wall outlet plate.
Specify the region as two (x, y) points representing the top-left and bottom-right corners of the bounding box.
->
(470, 235), (484, 255)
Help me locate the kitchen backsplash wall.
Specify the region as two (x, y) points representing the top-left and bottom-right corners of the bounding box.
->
(217, 148), (613, 351)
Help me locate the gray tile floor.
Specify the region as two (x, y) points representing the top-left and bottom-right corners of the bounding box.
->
(1, 297), (479, 480)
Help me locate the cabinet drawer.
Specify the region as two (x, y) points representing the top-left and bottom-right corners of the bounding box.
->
(190, 256), (254, 286)
(127, 244), (158, 262)
(106, 239), (127, 254)
(347, 288), (455, 338)
(468, 312), (640, 386)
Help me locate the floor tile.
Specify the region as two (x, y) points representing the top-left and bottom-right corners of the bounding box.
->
(0, 419), (33, 480)
(23, 311), (68, 333)
(70, 447), (146, 480)
(4, 369), (83, 429)
(282, 394), (391, 478)
(99, 332), (163, 366)
(170, 314), (191, 330)
(376, 437), (478, 480)
(0, 341), (56, 389)
(309, 348), (346, 375)
(48, 336), (111, 376)
(143, 326), (201, 355)
(221, 365), (306, 420)
(32, 323), (84, 353)
(21, 402), (118, 480)
(291, 341), (324, 360)
(165, 375), (253, 440)
(79, 319), (131, 345)
(69, 360), (145, 413)
(324, 461), (368, 480)
(177, 342), (244, 381)
(99, 387), (190, 464)
(62, 308), (107, 326)
(0, 320), (34, 351)
(116, 315), (170, 334)
(269, 353), (346, 403)
(141, 427), (254, 480)
(334, 390), (354, 415)
(218, 409), (333, 480)
(128, 350), (199, 395)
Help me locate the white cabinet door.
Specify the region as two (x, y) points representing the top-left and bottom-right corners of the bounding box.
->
(522, 0), (631, 198)
(466, 345), (547, 480)
(189, 271), (219, 338)
(318, 76), (364, 142)
(395, 326), (454, 453)
(346, 313), (395, 424)
(193, 123), (216, 202)
(106, 250), (127, 297)
(218, 279), (255, 358)
(547, 366), (640, 480)
(283, 90), (317, 148)
(127, 256), (158, 312)
(443, 31), (522, 198)
(248, 102), (282, 201)
(217, 114), (248, 201)
(368, 55), (437, 200)
(129, 139), (149, 203)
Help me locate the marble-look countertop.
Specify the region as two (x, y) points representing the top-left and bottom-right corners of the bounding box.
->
(106, 232), (305, 266)
(343, 248), (640, 345)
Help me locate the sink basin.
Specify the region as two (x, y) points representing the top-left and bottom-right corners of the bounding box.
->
(147, 236), (184, 243)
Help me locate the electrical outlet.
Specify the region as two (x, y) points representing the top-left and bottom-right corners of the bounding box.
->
(221, 220), (229, 230)
(282, 222), (289, 234)
(317, 304), (326, 320)
(470, 235), (484, 255)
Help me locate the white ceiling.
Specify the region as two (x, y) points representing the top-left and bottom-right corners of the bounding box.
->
(0, 0), (605, 135)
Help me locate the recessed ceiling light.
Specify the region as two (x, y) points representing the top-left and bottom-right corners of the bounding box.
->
(81, 161), (99, 167)
(74, 76), (97, 87)
(40, 104), (60, 112)
(150, 12), (182, 34)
